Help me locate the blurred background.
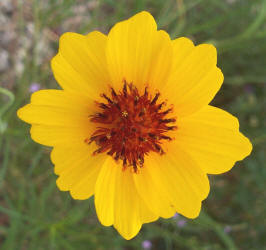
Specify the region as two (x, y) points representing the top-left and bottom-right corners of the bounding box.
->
(0, 0), (265, 249)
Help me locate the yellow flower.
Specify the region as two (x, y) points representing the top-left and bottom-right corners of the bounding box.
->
(17, 11), (252, 240)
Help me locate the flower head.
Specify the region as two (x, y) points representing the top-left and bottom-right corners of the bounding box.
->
(224, 225), (232, 233)
(142, 240), (152, 249)
(173, 213), (180, 219)
(17, 11), (252, 240)
(177, 219), (187, 228)
(29, 83), (41, 93)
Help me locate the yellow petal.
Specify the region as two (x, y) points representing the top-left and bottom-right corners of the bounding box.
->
(30, 125), (90, 147)
(139, 197), (159, 224)
(18, 104), (88, 126)
(133, 166), (176, 218)
(106, 11), (173, 91)
(94, 159), (157, 240)
(165, 39), (223, 116)
(94, 158), (118, 227)
(113, 168), (142, 240)
(171, 37), (194, 70)
(52, 144), (106, 200)
(175, 105), (252, 174)
(145, 147), (210, 219)
(17, 90), (95, 146)
(51, 31), (109, 99)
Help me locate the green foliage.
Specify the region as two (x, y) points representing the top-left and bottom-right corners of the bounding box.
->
(0, 0), (265, 249)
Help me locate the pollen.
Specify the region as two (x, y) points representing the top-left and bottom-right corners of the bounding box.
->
(87, 80), (177, 173)
(121, 110), (128, 117)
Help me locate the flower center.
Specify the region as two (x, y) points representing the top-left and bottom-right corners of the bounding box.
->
(87, 80), (177, 173)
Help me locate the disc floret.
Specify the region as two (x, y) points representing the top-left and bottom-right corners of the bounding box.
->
(87, 80), (177, 173)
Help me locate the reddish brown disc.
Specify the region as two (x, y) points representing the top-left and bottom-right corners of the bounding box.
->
(87, 81), (177, 173)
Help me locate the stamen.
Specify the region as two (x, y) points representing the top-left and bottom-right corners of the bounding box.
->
(99, 103), (108, 109)
(139, 108), (146, 117)
(114, 102), (121, 110)
(167, 126), (177, 131)
(144, 87), (148, 96)
(157, 102), (165, 110)
(160, 118), (176, 123)
(123, 81), (127, 97)
(111, 88), (117, 97)
(101, 93), (113, 104)
(151, 92), (160, 105)
(160, 135), (172, 141)
(162, 108), (172, 115)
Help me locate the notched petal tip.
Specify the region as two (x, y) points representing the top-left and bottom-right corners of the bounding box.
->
(69, 189), (92, 200)
(114, 224), (142, 241)
(17, 105), (31, 123)
(176, 200), (202, 219)
(50, 53), (59, 72)
(238, 132), (253, 160)
(156, 29), (172, 42)
(96, 216), (113, 227)
(30, 89), (63, 104)
(197, 43), (217, 52)
(195, 43), (217, 64)
(108, 11), (157, 39)
(137, 10), (154, 17)
(58, 31), (84, 46)
(17, 107), (23, 120)
(216, 66), (224, 84)
(201, 177), (211, 201)
(50, 148), (57, 165)
(129, 10), (156, 26)
(173, 36), (195, 47)
(56, 175), (94, 200)
(184, 208), (201, 219)
(55, 176), (68, 191)
(29, 125), (41, 145)
(85, 30), (107, 40)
